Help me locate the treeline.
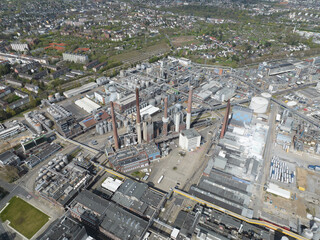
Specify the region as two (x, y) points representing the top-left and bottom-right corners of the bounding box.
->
(163, 5), (250, 21)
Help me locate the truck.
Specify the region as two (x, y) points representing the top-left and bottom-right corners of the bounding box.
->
(158, 175), (164, 184)
(308, 165), (320, 171)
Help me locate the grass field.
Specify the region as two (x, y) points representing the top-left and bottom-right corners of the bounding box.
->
(0, 197), (49, 239)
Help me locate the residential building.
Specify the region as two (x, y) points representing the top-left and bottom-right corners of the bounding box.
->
(11, 43), (29, 52)
(63, 53), (89, 64)
(25, 83), (39, 93)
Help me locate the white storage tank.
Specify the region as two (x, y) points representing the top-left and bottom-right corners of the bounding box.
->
(287, 101), (297, 107)
(249, 96), (269, 114)
(261, 92), (272, 99)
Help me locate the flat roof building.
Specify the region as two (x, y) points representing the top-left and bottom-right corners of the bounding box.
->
(75, 97), (101, 113)
(179, 129), (201, 151)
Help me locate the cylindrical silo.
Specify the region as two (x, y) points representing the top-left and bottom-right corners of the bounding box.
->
(103, 124), (108, 133)
(108, 121), (113, 132)
(34, 122), (42, 133)
(175, 112), (181, 132)
(249, 96), (269, 114)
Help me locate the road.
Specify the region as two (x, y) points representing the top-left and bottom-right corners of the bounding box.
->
(0, 180), (29, 239)
(252, 104), (278, 218)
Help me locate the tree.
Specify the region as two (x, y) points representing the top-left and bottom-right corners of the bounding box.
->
(29, 95), (37, 108)
(0, 64), (11, 77)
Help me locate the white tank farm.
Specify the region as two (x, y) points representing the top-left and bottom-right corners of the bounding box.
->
(249, 96), (269, 114)
(261, 92), (272, 99)
(287, 101), (297, 107)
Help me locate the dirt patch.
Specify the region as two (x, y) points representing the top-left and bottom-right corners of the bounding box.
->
(172, 36), (199, 47)
(296, 167), (314, 189)
(263, 191), (306, 218)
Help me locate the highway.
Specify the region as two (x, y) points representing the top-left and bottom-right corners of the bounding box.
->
(173, 188), (308, 240)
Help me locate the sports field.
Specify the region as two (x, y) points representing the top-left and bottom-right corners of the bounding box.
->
(0, 196), (49, 239)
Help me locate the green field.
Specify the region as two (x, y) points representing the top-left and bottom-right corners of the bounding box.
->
(0, 197), (49, 239)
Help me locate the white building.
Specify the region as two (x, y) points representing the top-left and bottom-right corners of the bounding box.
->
(94, 91), (107, 104)
(11, 43), (29, 52)
(62, 53), (89, 64)
(75, 97), (101, 113)
(179, 129), (201, 151)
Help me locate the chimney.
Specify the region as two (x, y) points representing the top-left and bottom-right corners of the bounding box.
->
(110, 101), (119, 150)
(220, 99), (230, 139)
(186, 87), (193, 129)
(135, 88), (142, 143)
(162, 96), (169, 136)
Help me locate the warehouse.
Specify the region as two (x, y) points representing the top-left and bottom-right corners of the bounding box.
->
(75, 97), (101, 113)
(266, 183), (291, 199)
(113, 94), (136, 112)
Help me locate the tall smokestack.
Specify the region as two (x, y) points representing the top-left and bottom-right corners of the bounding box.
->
(220, 99), (230, 139)
(162, 96), (169, 136)
(186, 87), (193, 129)
(135, 88), (142, 144)
(110, 101), (119, 150)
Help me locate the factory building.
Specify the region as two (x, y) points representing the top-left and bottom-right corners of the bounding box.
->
(75, 97), (101, 113)
(96, 76), (109, 86)
(111, 178), (165, 218)
(35, 154), (92, 206)
(179, 129), (201, 151)
(37, 215), (91, 240)
(230, 106), (253, 128)
(0, 150), (20, 166)
(108, 147), (149, 172)
(267, 62), (295, 76)
(0, 122), (26, 139)
(113, 93), (136, 112)
(70, 190), (149, 240)
(79, 110), (111, 130)
(63, 82), (98, 98)
(62, 53), (89, 64)
(25, 143), (61, 168)
(108, 144), (160, 172)
(94, 90), (107, 104)
(214, 87), (235, 102)
(47, 103), (81, 137)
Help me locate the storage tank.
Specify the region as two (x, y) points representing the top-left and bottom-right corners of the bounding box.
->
(108, 121), (112, 132)
(34, 122), (42, 133)
(302, 229), (313, 239)
(103, 124), (108, 133)
(175, 112), (181, 132)
(249, 96), (269, 113)
(63, 156), (68, 164)
(287, 101), (297, 107)
(261, 92), (272, 99)
(98, 124), (104, 135)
